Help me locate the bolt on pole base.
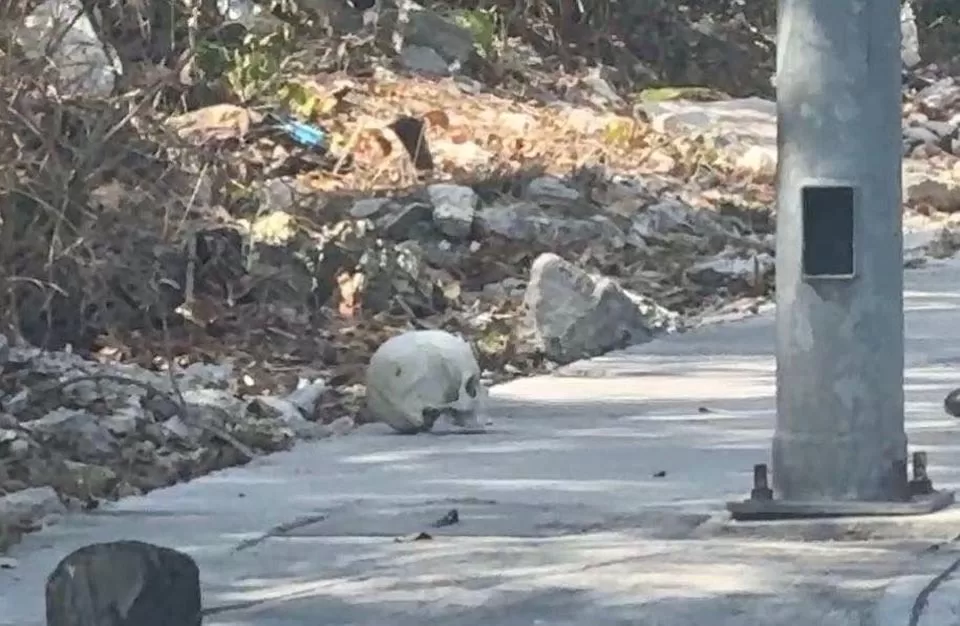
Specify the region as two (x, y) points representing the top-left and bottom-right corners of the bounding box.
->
(726, 455), (956, 522)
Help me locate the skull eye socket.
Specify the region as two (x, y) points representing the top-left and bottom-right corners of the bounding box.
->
(464, 374), (478, 398)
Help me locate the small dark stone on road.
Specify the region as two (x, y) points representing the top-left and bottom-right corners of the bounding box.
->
(46, 540), (201, 626)
(945, 388), (960, 417)
(653, 470), (667, 478)
(432, 508), (460, 527)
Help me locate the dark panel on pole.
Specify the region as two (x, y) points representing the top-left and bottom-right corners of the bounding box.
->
(801, 185), (855, 278)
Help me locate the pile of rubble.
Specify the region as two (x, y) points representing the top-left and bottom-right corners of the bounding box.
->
(0, 329), (352, 550)
(0, 149), (777, 553)
(903, 70), (960, 214)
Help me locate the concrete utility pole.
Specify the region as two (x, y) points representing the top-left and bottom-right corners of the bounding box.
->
(727, 0), (953, 519)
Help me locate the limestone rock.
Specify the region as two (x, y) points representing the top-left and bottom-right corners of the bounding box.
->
(400, 45), (450, 76)
(53, 462), (120, 500)
(903, 124), (941, 148)
(18, 0), (119, 97)
(630, 198), (739, 243)
(0, 486), (66, 528)
(297, 0), (475, 63)
(476, 202), (625, 247)
(246, 395), (331, 441)
(328, 415), (357, 436)
(687, 251), (775, 294)
(392, 0), (476, 63)
(917, 78), (960, 114)
(23, 408), (119, 461)
(901, 1), (920, 68)
(904, 165), (960, 213)
(735, 145), (776, 176)
(46, 540), (201, 626)
(284, 378), (328, 416)
(525, 176), (581, 204)
(524, 253), (658, 364)
(429, 184), (477, 239)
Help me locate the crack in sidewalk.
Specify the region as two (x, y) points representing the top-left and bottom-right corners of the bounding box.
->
(231, 513), (329, 553)
(909, 554), (960, 626)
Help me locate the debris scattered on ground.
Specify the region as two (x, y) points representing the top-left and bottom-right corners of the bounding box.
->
(3, 0), (960, 556)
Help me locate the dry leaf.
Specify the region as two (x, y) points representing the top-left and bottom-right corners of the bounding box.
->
(423, 109), (450, 130)
(337, 272), (365, 318)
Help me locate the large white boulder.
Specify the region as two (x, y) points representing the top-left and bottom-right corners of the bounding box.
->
(365, 330), (486, 434)
(524, 253), (669, 364)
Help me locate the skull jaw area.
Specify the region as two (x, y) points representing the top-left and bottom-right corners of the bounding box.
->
(365, 389), (476, 434)
(369, 408), (481, 435)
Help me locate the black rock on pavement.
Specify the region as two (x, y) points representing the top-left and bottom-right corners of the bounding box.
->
(944, 387), (960, 417)
(46, 540), (202, 626)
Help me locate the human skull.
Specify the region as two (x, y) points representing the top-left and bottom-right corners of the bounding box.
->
(365, 330), (486, 433)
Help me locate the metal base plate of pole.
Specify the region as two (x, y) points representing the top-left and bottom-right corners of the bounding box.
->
(726, 454), (955, 522)
(727, 491), (955, 522)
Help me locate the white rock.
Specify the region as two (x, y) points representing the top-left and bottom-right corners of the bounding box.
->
(735, 145), (777, 176)
(0, 486), (66, 527)
(248, 395), (302, 423)
(182, 388), (245, 425)
(285, 378), (327, 416)
(428, 184), (478, 239)
(630, 198), (735, 241)
(688, 252), (775, 286)
(328, 415), (356, 436)
(365, 330), (486, 434)
(901, 1), (921, 68)
(921, 120), (955, 139)
(101, 401), (145, 436)
(7, 438), (29, 460)
(160, 415), (199, 442)
(917, 78), (960, 113)
(18, 0), (121, 97)
(903, 125), (940, 146)
(524, 253), (660, 364)
(24, 408), (117, 459)
(218, 0), (261, 20)
(247, 395), (327, 440)
(904, 165), (960, 213)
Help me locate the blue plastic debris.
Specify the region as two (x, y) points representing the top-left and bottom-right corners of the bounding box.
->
(268, 113), (328, 150)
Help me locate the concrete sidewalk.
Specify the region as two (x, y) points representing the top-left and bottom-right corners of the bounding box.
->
(6, 261), (960, 625)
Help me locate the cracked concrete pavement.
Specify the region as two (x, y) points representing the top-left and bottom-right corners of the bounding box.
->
(6, 260), (960, 624)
